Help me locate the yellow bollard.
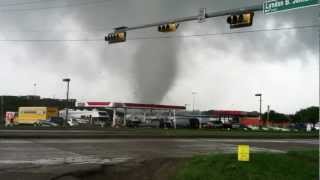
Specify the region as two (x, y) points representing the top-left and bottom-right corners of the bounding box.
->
(238, 145), (250, 162)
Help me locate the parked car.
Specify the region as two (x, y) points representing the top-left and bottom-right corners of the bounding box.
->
(207, 121), (223, 129)
(291, 123), (306, 131)
(67, 118), (80, 127)
(314, 122), (320, 130)
(231, 123), (241, 129)
(223, 123), (232, 129)
(48, 117), (64, 126)
(127, 120), (141, 128)
(72, 118), (89, 124)
(37, 120), (59, 127)
(239, 124), (249, 131)
(34, 117), (64, 127)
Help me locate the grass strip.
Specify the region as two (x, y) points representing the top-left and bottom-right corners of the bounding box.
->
(174, 150), (319, 180)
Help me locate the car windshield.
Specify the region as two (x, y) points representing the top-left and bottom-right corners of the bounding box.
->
(98, 112), (108, 116)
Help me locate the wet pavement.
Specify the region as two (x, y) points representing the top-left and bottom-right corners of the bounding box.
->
(0, 138), (317, 179)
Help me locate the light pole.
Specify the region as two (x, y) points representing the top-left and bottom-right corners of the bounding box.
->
(184, 104), (190, 111)
(192, 92), (197, 112)
(255, 93), (262, 125)
(62, 78), (71, 127)
(267, 105), (270, 124)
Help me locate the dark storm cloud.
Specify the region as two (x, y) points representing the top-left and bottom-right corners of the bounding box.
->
(181, 7), (318, 63)
(69, 0), (184, 103)
(0, 0), (318, 103)
(67, 0), (270, 103)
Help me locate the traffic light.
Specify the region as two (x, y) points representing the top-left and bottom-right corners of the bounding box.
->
(158, 23), (179, 32)
(227, 12), (254, 29)
(105, 32), (126, 44)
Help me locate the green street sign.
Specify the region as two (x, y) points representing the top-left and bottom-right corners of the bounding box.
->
(264, 0), (319, 14)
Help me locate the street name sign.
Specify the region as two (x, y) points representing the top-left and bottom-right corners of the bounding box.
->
(264, 0), (319, 14)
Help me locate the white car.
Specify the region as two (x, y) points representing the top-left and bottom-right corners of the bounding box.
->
(315, 122), (320, 130)
(74, 118), (90, 124)
(68, 118), (80, 127)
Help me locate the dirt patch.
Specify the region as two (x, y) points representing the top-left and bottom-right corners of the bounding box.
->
(53, 158), (187, 180)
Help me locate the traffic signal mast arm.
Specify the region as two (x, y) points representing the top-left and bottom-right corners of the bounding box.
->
(114, 4), (262, 32)
(106, 4), (262, 43)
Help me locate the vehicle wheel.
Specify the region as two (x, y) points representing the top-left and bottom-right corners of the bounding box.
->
(33, 122), (39, 127)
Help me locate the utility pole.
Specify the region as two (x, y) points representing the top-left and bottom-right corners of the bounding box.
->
(255, 93), (262, 125)
(267, 105), (270, 125)
(123, 108), (127, 127)
(192, 92), (197, 112)
(259, 96), (262, 124)
(184, 104), (190, 111)
(1, 96), (4, 125)
(173, 109), (176, 129)
(62, 78), (71, 127)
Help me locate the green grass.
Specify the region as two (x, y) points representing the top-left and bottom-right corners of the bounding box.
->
(160, 129), (319, 138)
(174, 150), (319, 180)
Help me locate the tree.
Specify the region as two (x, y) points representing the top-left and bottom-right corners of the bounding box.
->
(262, 110), (289, 122)
(0, 96), (76, 123)
(293, 106), (319, 124)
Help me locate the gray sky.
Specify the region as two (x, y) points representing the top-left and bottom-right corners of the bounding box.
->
(0, 0), (319, 114)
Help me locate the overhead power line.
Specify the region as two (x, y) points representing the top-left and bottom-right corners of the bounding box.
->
(0, 0), (111, 12)
(0, 25), (318, 42)
(0, 0), (61, 8)
(0, 28), (110, 33)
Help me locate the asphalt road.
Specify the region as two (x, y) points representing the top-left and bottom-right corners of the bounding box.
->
(0, 138), (318, 180)
(0, 129), (318, 139)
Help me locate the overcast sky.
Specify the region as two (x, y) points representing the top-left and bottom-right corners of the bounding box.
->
(0, 0), (319, 114)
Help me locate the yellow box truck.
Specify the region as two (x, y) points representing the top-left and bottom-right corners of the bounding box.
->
(16, 107), (58, 125)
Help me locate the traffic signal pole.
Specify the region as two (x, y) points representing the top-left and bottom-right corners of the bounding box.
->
(114, 4), (263, 33)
